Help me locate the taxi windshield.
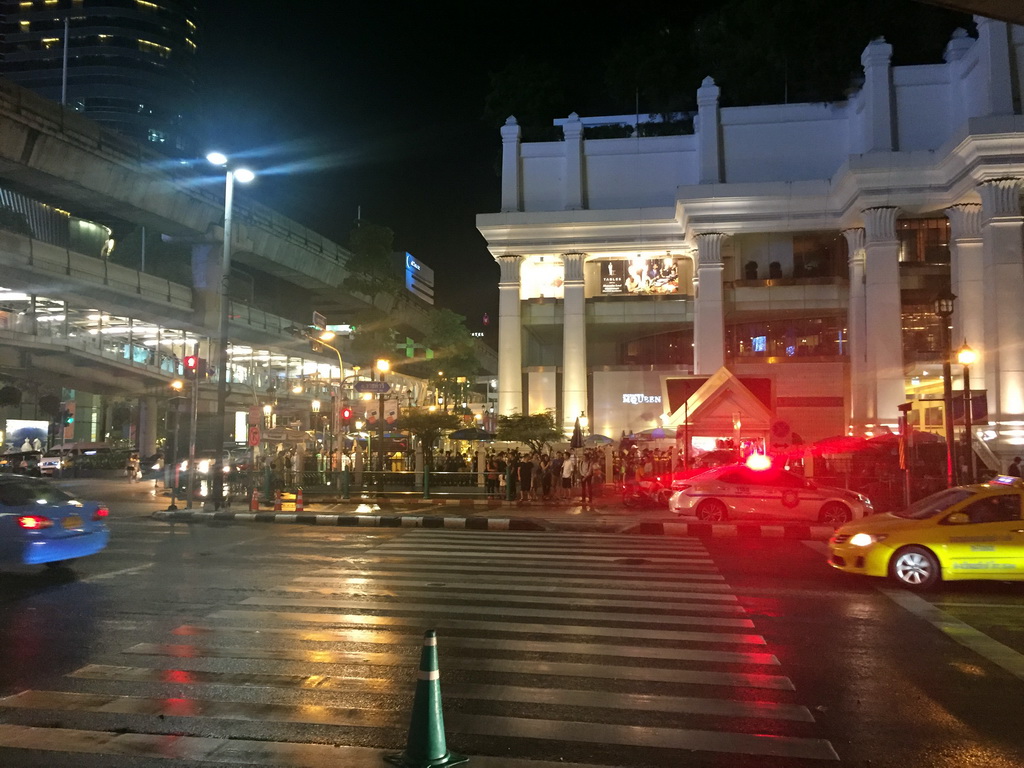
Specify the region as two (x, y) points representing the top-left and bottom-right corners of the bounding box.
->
(892, 488), (975, 519)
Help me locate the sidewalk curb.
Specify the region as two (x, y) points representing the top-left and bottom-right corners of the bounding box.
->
(151, 510), (548, 531)
(150, 510), (838, 539)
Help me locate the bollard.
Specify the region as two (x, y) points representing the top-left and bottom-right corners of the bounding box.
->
(249, 488), (260, 511)
(385, 630), (467, 768)
(295, 487), (304, 513)
(274, 490), (282, 512)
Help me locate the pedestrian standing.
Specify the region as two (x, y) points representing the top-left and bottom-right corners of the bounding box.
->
(126, 452), (140, 483)
(561, 452), (576, 502)
(1008, 457), (1022, 478)
(579, 452), (595, 506)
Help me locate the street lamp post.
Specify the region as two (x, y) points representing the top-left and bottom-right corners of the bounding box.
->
(958, 342), (978, 484)
(934, 290), (958, 488)
(206, 152), (255, 510)
(376, 359), (390, 475)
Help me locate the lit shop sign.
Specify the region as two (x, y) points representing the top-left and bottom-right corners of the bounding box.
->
(600, 256), (678, 295)
(623, 394), (662, 405)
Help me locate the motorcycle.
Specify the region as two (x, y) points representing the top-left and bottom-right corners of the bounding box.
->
(622, 476), (673, 509)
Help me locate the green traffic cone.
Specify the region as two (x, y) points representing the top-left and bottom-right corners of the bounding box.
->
(385, 629), (468, 768)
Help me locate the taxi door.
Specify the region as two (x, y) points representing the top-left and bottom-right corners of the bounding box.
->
(937, 493), (1024, 579)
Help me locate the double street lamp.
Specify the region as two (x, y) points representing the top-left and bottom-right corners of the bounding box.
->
(206, 152), (255, 510)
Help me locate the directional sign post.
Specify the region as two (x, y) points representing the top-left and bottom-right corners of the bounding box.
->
(355, 380), (391, 394)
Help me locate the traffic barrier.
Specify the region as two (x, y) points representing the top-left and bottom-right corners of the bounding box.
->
(385, 630), (466, 768)
(273, 490), (281, 512)
(249, 488), (260, 511)
(295, 488), (304, 513)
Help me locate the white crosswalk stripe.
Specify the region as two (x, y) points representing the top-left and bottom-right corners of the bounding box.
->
(0, 529), (839, 765)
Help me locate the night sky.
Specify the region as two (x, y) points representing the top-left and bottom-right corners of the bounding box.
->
(196, 1), (971, 338)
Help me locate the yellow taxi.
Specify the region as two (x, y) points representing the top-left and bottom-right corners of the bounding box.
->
(828, 476), (1024, 589)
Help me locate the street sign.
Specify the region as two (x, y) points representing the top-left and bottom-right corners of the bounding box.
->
(247, 425), (261, 447)
(355, 380), (391, 394)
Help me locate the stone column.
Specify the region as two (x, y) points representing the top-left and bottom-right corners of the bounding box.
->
(500, 117), (522, 213)
(561, 252), (587, 431)
(862, 207), (903, 425)
(496, 255), (523, 415)
(946, 203), (985, 391)
(976, 17), (1014, 117)
(137, 395), (159, 458)
(563, 113), (584, 210)
(842, 228), (869, 430)
(696, 77), (722, 185)
(979, 179), (1024, 420)
(190, 241), (220, 330)
(860, 38), (895, 153)
(694, 233), (727, 374)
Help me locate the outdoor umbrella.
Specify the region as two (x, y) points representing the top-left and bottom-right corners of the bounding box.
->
(449, 427), (495, 441)
(569, 417), (584, 449)
(584, 434), (613, 446)
(637, 426), (668, 440)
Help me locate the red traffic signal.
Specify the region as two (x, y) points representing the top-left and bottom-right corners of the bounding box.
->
(183, 355), (204, 377)
(340, 405), (353, 423)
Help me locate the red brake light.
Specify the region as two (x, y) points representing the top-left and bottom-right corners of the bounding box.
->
(18, 515), (53, 530)
(93, 507), (109, 520)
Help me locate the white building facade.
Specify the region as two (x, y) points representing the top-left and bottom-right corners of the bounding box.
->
(477, 17), (1024, 468)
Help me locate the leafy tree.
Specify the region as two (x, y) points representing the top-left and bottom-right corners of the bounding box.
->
(343, 221), (402, 304)
(420, 308), (480, 412)
(483, 56), (566, 141)
(496, 411), (564, 454)
(402, 408), (463, 468)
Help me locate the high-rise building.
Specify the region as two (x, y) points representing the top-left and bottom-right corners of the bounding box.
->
(0, 0), (199, 156)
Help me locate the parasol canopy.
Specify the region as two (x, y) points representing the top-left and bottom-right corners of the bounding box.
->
(584, 434), (614, 446)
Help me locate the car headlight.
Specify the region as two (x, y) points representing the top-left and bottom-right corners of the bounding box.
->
(849, 532), (887, 547)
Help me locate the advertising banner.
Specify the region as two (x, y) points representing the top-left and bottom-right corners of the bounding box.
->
(600, 256), (679, 295)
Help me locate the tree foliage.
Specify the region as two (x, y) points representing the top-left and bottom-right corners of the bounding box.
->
(343, 221), (402, 303)
(402, 408), (463, 465)
(496, 411), (564, 454)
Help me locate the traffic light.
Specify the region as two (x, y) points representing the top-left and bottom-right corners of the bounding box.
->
(340, 405), (353, 426)
(60, 408), (74, 426)
(183, 355), (206, 377)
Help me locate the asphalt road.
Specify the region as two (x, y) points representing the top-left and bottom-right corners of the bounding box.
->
(0, 478), (1020, 766)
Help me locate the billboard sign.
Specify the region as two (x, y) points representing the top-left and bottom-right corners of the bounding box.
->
(600, 256), (679, 295)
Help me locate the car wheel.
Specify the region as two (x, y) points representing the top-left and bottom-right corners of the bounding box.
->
(623, 493), (641, 509)
(657, 488), (673, 507)
(889, 546), (941, 590)
(819, 502), (852, 525)
(696, 499), (728, 522)
(44, 559), (76, 570)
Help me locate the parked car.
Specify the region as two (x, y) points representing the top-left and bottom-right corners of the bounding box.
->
(0, 450), (42, 476)
(0, 475), (109, 569)
(668, 462), (872, 524)
(828, 475), (1024, 590)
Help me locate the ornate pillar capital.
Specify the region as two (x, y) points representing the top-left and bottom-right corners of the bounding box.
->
(694, 232), (727, 267)
(946, 203), (982, 240)
(495, 254), (522, 284)
(842, 228), (865, 265)
(861, 207), (900, 243)
(561, 252), (586, 283)
(978, 178), (1023, 221)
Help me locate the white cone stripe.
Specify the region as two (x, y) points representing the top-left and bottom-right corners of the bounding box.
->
(417, 670), (440, 680)
(207, 610), (766, 644)
(162, 626), (778, 665)
(121, 643), (792, 690)
(238, 596), (755, 628)
(70, 665), (811, 722)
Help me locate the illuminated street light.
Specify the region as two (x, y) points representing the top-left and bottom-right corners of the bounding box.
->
(958, 341), (978, 484)
(206, 151), (255, 509)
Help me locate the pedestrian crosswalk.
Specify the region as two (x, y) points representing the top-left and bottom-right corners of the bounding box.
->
(0, 529), (840, 766)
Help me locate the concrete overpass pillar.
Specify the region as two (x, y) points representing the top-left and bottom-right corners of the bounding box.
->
(138, 395), (158, 457)
(190, 241), (222, 330)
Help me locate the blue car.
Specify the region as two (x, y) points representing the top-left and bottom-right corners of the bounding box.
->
(0, 476), (110, 568)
